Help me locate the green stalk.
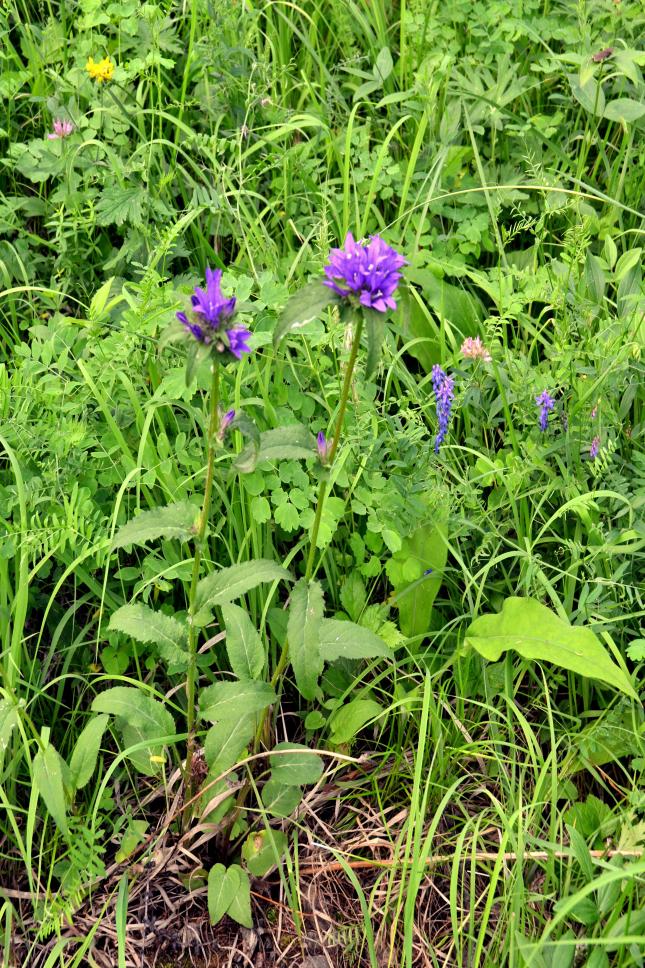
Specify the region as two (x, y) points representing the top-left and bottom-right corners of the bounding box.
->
(184, 364), (220, 798)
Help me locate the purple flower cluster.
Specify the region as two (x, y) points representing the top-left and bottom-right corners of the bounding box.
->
(217, 409), (236, 441)
(432, 365), (454, 453)
(317, 431), (329, 464)
(535, 390), (555, 432)
(177, 268), (251, 360)
(323, 232), (406, 313)
(590, 436), (600, 459)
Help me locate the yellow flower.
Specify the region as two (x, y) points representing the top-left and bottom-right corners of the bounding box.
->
(85, 56), (115, 84)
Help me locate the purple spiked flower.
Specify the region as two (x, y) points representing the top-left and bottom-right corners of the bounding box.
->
(535, 390), (555, 432)
(317, 431), (329, 464)
(323, 232), (406, 313)
(590, 436), (600, 459)
(177, 268), (251, 361)
(432, 365), (454, 453)
(217, 409), (236, 442)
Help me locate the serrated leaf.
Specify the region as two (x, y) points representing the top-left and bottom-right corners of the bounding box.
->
(204, 716), (255, 773)
(288, 579), (324, 700)
(95, 185), (147, 226)
(319, 619), (391, 661)
(109, 603), (188, 671)
(274, 281), (338, 346)
(256, 425), (317, 463)
(464, 598), (637, 699)
(91, 687), (176, 775)
(222, 603), (265, 680)
(199, 680), (276, 725)
(195, 559), (292, 617)
(34, 744), (69, 835)
(329, 698), (384, 745)
(270, 742), (324, 786)
(226, 865), (253, 928)
(111, 502), (197, 550)
(208, 864), (239, 925)
(69, 714), (110, 791)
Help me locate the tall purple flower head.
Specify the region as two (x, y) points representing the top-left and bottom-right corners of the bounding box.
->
(324, 232), (406, 313)
(536, 390), (555, 432)
(590, 436), (601, 459)
(432, 365), (455, 453)
(177, 268), (251, 360)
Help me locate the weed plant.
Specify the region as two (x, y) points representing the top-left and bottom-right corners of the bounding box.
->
(0, 0), (644, 965)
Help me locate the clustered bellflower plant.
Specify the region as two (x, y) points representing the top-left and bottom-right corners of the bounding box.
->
(323, 231), (407, 312)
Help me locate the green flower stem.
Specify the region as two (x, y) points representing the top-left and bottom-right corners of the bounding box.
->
(184, 364), (220, 798)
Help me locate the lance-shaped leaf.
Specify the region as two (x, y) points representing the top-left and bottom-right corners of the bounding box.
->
(288, 578), (324, 700)
(222, 603), (265, 681)
(208, 864), (239, 925)
(34, 743), (69, 835)
(274, 281), (339, 346)
(199, 680), (276, 726)
(195, 559), (292, 618)
(69, 713), (110, 791)
(464, 598), (637, 699)
(269, 742), (324, 786)
(108, 603), (188, 671)
(111, 501), (197, 550)
(91, 687), (176, 775)
(319, 619), (391, 661)
(363, 306), (387, 377)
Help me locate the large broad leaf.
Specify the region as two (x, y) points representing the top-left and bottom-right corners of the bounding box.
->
(242, 829), (289, 876)
(260, 778), (302, 818)
(111, 502), (197, 550)
(270, 742), (324, 786)
(199, 680), (276, 726)
(464, 598), (637, 699)
(273, 281), (339, 346)
(222, 603), (265, 681)
(363, 306), (387, 377)
(256, 425), (317, 463)
(92, 687), (176, 775)
(69, 714), (110, 791)
(108, 603), (188, 671)
(195, 559), (292, 618)
(225, 865), (253, 929)
(603, 98), (645, 124)
(386, 514), (448, 639)
(319, 619), (391, 661)
(329, 698), (384, 745)
(204, 717), (255, 773)
(208, 864), (240, 925)
(405, 268), (483, 366)
(567, 73), (606, 117)
(34, 743), (69, 835)
(288, 579), (324, 700)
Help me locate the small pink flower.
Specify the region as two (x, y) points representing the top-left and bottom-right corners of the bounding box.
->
(47, 119), (74, 140)
(460, 336), (492, 362)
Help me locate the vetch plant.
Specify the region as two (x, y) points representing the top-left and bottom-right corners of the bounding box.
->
(431, 365), (454, 453)
(536, 389), (555, 432)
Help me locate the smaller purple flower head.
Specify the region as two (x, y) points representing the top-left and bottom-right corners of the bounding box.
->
(432, 364), (455, 453)
(324, 232), (406, 313)
(535, 390), (555, 432)
(590, 436), (600, 459)
(317, 431), (329, 464)
(47, 119), (74, 140)
(191, 268), (236, 327)
(226, 327), (252, 360)
(217, 409), (236, 442)
(177, 268), (250, 361)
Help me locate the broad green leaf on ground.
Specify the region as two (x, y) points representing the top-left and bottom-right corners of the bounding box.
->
(242, 829), (288, 876)
(208, 864), (240, 925)
(199, 681), (276, 725)
(91, 687), (176, 775)
(225, 866), (253, 928)
(195, 560), (292, 618)
(269, 742), (324, 786)
(261, 778), (302, 818)
(464, 598), (637, 699)
(222, 603), (265, 680)
(111, 502), (197, 550)
(329, 698), (384, 745)
(34, 743), (69, 835)
(288, 578), (324, 700)
(69, 714), (110, 791)
(319, 619), (391, 661)
(274, 281), (338, 345)
(108, 604), (188, 671)
(386, 514), (448, 638)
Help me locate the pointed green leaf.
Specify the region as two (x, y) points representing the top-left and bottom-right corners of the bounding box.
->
(226, 865), (253, 929)
(69, 714), (110, 791)
(363, 306), (387, 376)
(274, 281), (338, 346)
(603, 98), (645, 124)
(208, 864), (239, 925)
(261, 778), (302, 818)
(34, 744), (69, 835)
(108, 603), (188, 671)
(111, 502), (197, 550)
(269, 742), (324, 786)
(464, 598), (637, 699)
(91, 687), (176, 775)
(204, 717), (255, 773)
(0, 700), (19, 764)
(319, 619), (391, 661)
(195, 559), (292, 616)
(288, 578), (324, 700)
(386, 515), (448, 638)
(199, 681), (276, 725)
(255, 425), (317, 463)
(222, 603), (265, 681)
(329, 699), (384, 745)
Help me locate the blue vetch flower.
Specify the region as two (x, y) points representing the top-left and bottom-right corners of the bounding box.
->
(177, 267), (251, 359)
(590, 435), (600, 459)
(535, 390), (555, 432)
(317, 431), (329, 463)
(324, 232), (406, 313)
(432, 365), (454, 453)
